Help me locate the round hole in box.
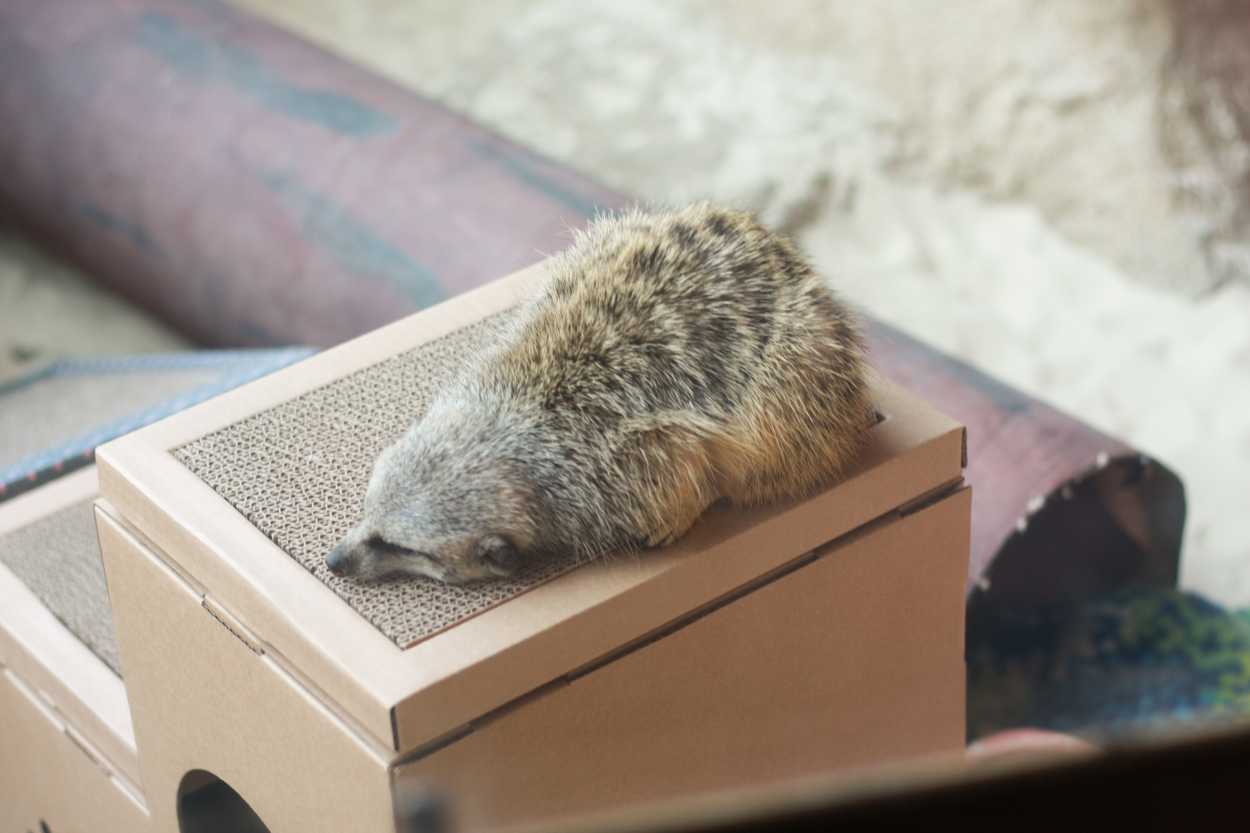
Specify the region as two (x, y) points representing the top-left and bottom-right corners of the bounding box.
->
(176, 769), (271, 833)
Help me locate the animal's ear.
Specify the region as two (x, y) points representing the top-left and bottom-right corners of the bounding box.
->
(476, 534), (521, 576)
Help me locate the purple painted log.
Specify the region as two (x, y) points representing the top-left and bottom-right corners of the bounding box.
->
(0, 0), (626, 347)
(867, 322), (1183, 605)
(0, 0), (1184, 603)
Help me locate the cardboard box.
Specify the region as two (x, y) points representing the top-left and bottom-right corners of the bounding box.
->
(0, 467), (149, 832)
(95, 262), (971, 832)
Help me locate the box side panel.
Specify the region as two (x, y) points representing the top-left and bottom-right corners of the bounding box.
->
(95, 507), (397, 833)
(0, 668), (149, 833)
(391, 423), (965, 751)
(397, 488), (971, 831)
(0, 563), (140, 787)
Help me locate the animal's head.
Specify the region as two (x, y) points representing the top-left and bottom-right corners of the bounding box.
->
(326, 396), (544, 585)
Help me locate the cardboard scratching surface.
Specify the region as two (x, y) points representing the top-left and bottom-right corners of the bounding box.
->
(0, 500), (122, 675)
(175, 313), (591, 648)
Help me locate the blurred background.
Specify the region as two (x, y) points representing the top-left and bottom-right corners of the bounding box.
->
(239, 0), (1250, 610)
(4, 0), (1246, 608)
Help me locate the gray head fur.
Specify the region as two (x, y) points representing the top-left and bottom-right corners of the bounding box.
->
(327, 384), (552, 584)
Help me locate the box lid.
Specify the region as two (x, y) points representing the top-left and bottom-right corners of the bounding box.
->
(96, 263), (966, 755)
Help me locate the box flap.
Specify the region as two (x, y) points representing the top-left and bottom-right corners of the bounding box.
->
(97, 264), (965, 754)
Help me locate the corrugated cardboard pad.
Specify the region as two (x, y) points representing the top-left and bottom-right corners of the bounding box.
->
(175, 310), (590, 648)
(0, 498), (121, 675)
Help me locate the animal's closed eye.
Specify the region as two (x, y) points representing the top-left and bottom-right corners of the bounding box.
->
(367, 535), (444, 565)
(366, 535), (416, 557)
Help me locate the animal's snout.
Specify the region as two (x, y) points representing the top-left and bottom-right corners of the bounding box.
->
(326, 542), (353, 576)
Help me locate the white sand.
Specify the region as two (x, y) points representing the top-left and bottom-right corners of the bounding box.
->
(0, 227), (188, 380)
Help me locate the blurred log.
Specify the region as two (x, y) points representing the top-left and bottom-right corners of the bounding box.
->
(0, 0), (623, 347)
(869, 323), (1185, 607)
(0, 0), (1184, 603)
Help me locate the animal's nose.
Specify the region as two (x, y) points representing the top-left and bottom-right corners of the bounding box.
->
(326, 543), (352, 576)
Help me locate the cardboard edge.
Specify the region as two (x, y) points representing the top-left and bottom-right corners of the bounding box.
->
(0, 465), (98, 535)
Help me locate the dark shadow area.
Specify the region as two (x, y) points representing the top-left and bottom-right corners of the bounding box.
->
(966, 454), (1195, 740)
(177, 769), (271, 833)
(969, 454), (1185, 620)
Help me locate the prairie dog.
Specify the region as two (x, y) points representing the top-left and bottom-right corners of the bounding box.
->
(327, 203), (872, 584)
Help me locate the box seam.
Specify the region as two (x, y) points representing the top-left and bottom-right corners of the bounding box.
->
(3, 664), (149, 811)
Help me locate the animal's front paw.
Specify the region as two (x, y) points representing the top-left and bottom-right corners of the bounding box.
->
(639, 513), (701, 550)
(635, 498), (718, 550)
(641, 527), (679, 549)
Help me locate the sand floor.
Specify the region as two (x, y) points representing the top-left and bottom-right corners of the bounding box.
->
(0, 228), (189, 381)
(3, 0), (1247, 604)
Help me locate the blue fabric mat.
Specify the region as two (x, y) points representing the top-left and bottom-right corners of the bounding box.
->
(0, 349), (313, 502)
